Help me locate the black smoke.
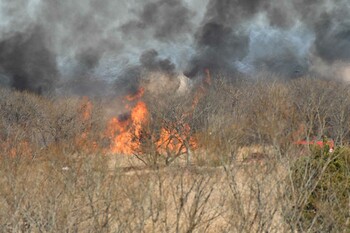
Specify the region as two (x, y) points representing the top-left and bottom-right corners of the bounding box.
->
(140, 49), (176, 74)
(0, 26), (58, 94)
(185, 21), (249, 77)
(186, 0), (350, 78)
(114, 49), (177, 96)
(1, 0), (350, 95)
(313, 13), (350, 63)
(120, 0), (194, 42)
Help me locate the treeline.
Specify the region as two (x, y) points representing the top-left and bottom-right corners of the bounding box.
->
(1, 76), (350, 158)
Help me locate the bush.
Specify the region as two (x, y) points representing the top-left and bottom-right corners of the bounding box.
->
(289, 144), (350, 232)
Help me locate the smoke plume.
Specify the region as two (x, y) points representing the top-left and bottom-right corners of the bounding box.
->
(0, 26), (57, 93)
(1, 0), (350, 94)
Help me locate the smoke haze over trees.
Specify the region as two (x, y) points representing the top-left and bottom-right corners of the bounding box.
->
(1, 0), (350, 94)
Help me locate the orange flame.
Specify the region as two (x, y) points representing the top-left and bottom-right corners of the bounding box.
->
(106, 86), (199, 156)
(157, 124), (196, 155)
(107, 101), (149, 154)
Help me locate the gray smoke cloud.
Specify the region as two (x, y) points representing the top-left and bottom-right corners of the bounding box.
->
(0, 25), (58, 93)
(120, 0), (194, 42)
(1, 0), (350, 94)
(114, 49), (177, 96)
(186, 0), (350, 78)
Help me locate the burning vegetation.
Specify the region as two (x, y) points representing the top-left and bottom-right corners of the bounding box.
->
(0, 70), (209, 165)
(105, 72), (205, 164)
(106, 99), (149, 155)
(1, 75), (350, 231)
(1, 0), (350, 231)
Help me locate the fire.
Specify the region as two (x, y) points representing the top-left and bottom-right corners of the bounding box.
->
(106, 70), (210, 157)
(106, 88), (198, 156)
(157, 124), (196, 156)
(0, 73), (206, 160)
(107, 101), (149, 155)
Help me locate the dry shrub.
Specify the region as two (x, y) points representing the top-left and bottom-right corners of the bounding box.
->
(286, 145), (350, 232)
(0, 152), (224, 232)
(0, 88), (106, 158)
(1, 75), (350, 232)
